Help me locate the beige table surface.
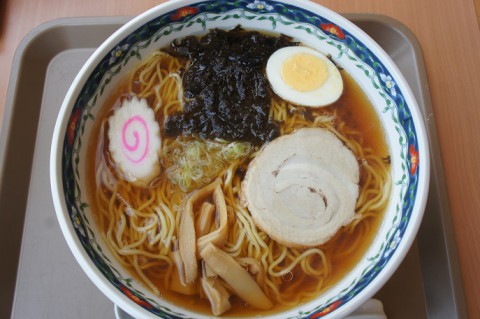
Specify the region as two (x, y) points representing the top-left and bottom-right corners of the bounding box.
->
(1, 0), (479, 317)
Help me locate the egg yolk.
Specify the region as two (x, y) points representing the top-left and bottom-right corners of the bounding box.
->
(281, 53), (329, 92)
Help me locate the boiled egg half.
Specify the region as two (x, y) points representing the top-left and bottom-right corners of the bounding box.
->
(266, 46), (343, 107)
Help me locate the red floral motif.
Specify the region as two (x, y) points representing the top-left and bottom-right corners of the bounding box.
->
(409, 144), (419, 175)
(320, 23), (346, 40)
(171, 7), (199, 20)
(67, 109), (81, 146)
(120, 285), (153, 309)
(311, 300), (342, 318)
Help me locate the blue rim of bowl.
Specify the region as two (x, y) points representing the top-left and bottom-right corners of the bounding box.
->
(57, 1), (426, 318)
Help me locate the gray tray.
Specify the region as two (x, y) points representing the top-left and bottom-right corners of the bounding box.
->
(0, 15), (467, 319)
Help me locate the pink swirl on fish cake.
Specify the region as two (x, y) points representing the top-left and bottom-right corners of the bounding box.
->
(122, 115), (149, 164)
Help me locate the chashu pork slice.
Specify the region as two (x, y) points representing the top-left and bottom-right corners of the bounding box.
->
(241, 127), (360, 247)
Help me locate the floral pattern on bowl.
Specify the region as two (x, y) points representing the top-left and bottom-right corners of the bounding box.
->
(54, 1), (428, 318)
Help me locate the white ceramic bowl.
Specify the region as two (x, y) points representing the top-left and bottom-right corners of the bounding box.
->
(50, 0), (430, 318)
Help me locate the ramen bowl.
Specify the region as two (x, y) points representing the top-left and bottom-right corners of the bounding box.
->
(50, 0), (430, 318)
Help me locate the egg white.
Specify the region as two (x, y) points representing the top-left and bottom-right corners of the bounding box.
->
(266, 46), (343, 107)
